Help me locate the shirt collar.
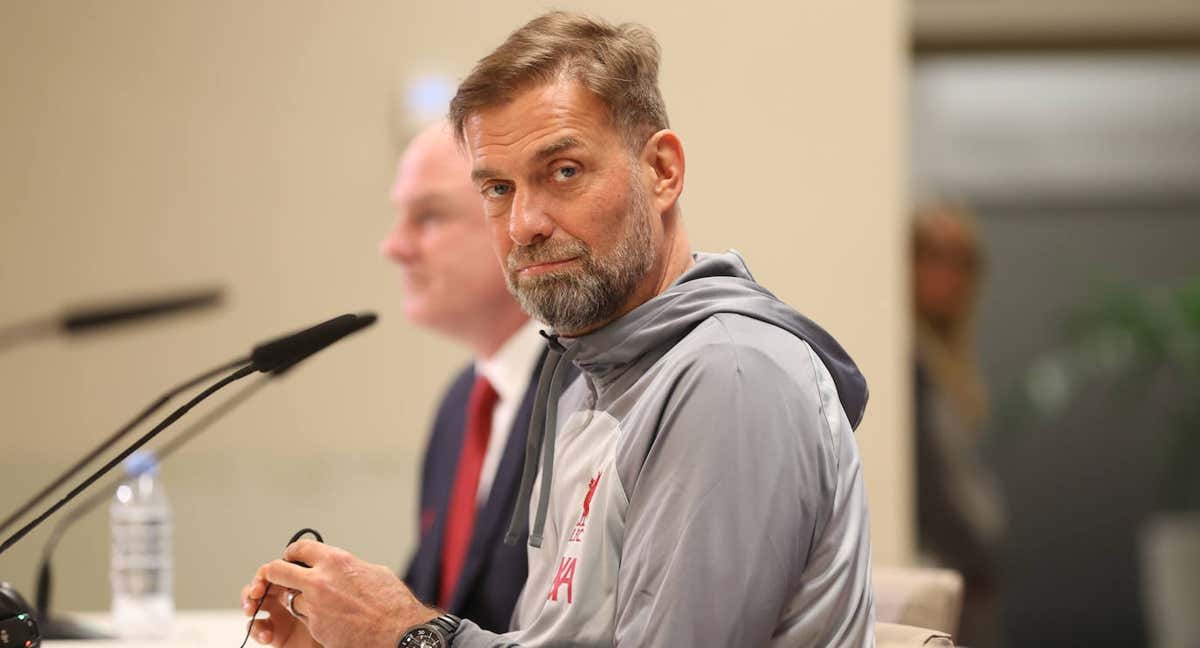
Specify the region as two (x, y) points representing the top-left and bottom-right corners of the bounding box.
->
(474, 319), (544, 404)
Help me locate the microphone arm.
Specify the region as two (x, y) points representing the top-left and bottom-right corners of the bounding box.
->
(0, 364), (257, 557)
(34, 375), (270, 629)
(0, 356), (251, 537)
(0, 311), (377, 556)
(0, 311), (377, 538)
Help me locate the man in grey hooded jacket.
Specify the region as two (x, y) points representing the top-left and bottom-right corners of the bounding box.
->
(243, 11), (875, 648)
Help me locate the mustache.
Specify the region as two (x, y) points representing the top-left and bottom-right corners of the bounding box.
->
(507, 238), (590, 272)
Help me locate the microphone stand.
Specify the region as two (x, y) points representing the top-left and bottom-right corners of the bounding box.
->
(33, 376), (269, 639)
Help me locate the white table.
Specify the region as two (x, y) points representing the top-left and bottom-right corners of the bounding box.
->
(45, 610), (251, 647)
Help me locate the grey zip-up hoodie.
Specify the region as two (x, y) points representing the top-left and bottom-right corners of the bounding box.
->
(452, 251), (875, 647)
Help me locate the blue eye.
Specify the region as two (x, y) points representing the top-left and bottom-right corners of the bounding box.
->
(553, 166), (578, 181)
(484, 183), (512, 198)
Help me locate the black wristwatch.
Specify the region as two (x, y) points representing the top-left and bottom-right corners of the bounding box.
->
(397, 612), (461, 648)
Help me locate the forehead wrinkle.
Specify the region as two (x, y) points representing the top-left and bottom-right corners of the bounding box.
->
(467, 86), (604, 178)
(475, 121), (574, 156)
(535, 136), (582, 161)
(470, 124), (589, 182)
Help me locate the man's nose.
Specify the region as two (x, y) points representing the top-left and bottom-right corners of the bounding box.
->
(380, 219), (417, 264)
(509, 191), (555, 247)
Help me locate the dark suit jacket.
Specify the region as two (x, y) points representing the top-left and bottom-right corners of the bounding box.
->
(404, 355), (543, 632)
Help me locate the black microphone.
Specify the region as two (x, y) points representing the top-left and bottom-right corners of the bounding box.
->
(60, 289), (223, 335)
(250, 312), (378, 374)
(0, 287), (223, 352)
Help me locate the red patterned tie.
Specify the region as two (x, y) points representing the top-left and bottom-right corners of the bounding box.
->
(439, 375), (499, 609)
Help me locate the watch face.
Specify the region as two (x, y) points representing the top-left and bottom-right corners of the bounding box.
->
(399, 625), (446, 648)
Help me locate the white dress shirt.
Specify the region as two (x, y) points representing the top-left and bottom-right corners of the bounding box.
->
(472, 319), (545, 505)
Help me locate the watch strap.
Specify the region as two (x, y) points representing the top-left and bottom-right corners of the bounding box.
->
(429, 612), (461, 638)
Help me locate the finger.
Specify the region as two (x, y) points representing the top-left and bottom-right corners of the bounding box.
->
(242, 580), (281, 614)
(261, 559), (314, 592)
(242, 579), (272, 614)
(261, 593), (291, 625)
(282, 538), (337, 566)
(249, 616), (274, 645)
(241, 584), (257, 615)
(258, 583), (292, 619)
(286, 588), (312, 619)
(250, 593), (293, 645)
(246, 567), (275, 601)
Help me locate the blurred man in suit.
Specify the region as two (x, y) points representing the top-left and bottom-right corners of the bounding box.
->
(379, 121), (543, 632)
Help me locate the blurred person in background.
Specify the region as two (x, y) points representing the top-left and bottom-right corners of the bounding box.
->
(379, 120), (544, 631)
(913, 203), (1005, 647)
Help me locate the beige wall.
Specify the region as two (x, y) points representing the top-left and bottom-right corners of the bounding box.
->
(0, 1), (909, 612)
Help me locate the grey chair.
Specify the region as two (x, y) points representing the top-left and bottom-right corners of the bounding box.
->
(877, 621), (955, 647)
(872, 565), (964, 638)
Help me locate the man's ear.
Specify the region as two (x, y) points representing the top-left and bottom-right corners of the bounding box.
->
(641, 129), (685, 213)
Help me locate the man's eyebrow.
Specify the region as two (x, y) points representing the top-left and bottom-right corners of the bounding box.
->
(535, 136), (581, 160)
(471, 167), (501, 184)
(405, 191), (452, 207)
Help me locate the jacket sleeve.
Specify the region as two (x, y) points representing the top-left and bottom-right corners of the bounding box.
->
(447, 621), (521, 648)
(610, 333), (833, 646)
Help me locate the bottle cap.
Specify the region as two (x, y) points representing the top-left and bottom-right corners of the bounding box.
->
(123, 451), (159, 477)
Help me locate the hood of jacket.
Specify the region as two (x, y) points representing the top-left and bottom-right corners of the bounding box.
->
(508, 250), (869, 548)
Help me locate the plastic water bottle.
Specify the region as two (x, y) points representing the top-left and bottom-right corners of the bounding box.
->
(110, 451), (174, 638)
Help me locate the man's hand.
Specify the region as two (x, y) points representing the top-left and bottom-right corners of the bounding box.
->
(247, 540), (440, 648)
(241, 578), (317, 647)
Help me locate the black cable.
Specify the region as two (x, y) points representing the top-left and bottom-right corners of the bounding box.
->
(287, 529), (324, 545)
(239, 529), (324, 648)
(0, 364), (257, 557)
(0, 355), (250, 537)
(240, 589), (271, 648)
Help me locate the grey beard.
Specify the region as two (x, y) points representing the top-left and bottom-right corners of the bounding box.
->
(505, 191), (655, 334)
